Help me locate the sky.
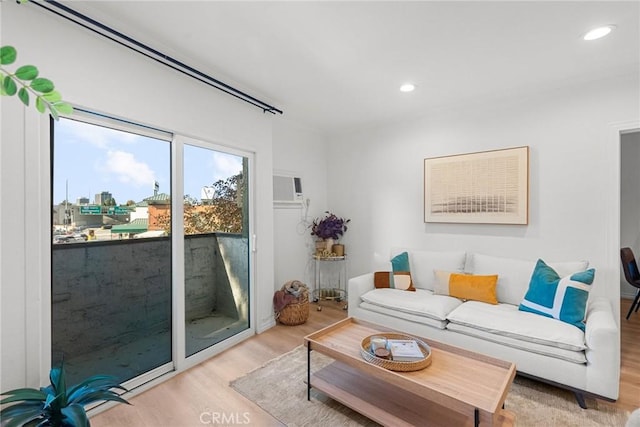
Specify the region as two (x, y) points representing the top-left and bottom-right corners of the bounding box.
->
(53, 118), (243, 205)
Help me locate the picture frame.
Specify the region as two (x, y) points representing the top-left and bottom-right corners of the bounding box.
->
(424, 146), (529, 224)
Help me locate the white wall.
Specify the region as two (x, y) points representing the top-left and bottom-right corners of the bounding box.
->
(1, 2), (274, 389)
(620, 131), (640, 298)
(272, 119), (328, 290)
(328, 74), (640, 322)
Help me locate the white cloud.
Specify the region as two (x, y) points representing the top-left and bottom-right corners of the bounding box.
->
(62, 119), (139, 149)
(100, 150), (156, 189)
(209, 151), (243, 182)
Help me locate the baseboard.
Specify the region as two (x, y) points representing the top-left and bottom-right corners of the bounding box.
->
(257, 318), (276, 333)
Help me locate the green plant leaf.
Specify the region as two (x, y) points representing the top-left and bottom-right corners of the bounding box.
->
(73, 389), (130, 406)
(49, 366), (64, 395)
(3, 76), (17, 96)
(42, 393), (56, 409)
(0, 46), (17, 65)
(30, 78), (54, 94)
(18, 87), (29, 106)
(43, 90), (61, 102)
(61, 404), (89, 427)
(49, 105), (60, 121)
(0, 401), (44, 421)
(15, 65), (39, 81)
(53, 102), (73, 115)
(35, 96), (46, 113)
(0, 400), (44, 427)
(40, 385), (55, 396)
(2, 409), (44, 427)
(0, 388), (47, 403)
(67, 375), (125, 402)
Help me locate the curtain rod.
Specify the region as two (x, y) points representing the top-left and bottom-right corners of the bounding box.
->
(26, 0), (284, 115)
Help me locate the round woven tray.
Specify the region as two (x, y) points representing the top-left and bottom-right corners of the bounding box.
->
(360, 333), (432, 372)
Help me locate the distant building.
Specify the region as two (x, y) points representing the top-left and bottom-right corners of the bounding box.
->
(95, 191), (113, 205)
(76, 197), (90, 205)
(144, 192), (171, 231)
(53, 202), (73, 227)
(130, 201), (149, 223)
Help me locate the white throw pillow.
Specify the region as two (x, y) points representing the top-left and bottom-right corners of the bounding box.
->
(433, 270), (455, 295)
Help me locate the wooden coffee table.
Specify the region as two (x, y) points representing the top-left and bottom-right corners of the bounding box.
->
(304, 317), (516, 426)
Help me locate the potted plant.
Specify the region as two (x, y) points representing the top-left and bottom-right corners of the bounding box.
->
(310, 211), (350, 256)
(0, 362), (129, 426)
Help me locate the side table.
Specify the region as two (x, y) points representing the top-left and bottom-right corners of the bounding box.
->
(312, 255), (348, 310)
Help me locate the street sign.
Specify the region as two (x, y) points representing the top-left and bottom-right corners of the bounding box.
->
(80, 205), (102, 215)
(108, 206), (130, 215)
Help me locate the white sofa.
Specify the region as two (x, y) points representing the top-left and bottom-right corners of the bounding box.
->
(347, 250), (620, 406)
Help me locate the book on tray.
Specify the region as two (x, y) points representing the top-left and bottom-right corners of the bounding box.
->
(388, 339), (424, 362)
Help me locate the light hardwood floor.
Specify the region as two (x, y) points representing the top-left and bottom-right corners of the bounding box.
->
(92, 299), (639, 426)
(606, 298), (640, 412)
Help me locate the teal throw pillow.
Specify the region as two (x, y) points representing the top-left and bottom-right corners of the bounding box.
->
(519, 259), (595, 331)
(390, 252), (411, 289)
(391, 251), (410, 272)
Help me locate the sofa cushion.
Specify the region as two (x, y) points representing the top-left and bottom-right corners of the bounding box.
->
(449, 273), (499, 304)
(391, 248), (466, 290)
(360, 288), (462, 321)
(519, 259), (594, 331)
(359, 302), (449, 329)
(446, 322), (587, 364)
(446, 301), (586, 351)
(466, 253), (589, 305)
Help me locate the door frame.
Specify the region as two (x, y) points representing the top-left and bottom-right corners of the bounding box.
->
(172, 135), (257, 373)
(609, 120), (640, 323)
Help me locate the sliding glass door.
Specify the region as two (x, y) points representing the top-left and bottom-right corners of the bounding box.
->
(51, 116), (173, 385)
(182, 144), (250, 357)
(51, 115), (253, 387)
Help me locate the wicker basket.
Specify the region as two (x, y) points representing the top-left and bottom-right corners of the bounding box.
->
(276, 281), (309, 326)
(360, 333), (432, 372)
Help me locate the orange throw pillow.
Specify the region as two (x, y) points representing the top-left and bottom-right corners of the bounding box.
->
(449, 273), (498, 304)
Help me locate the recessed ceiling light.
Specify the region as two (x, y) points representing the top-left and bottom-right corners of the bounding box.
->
(583, 25), (616, 41)
(400, 83), (416, 92)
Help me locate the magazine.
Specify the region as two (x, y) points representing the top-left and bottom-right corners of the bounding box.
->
(387, 339), (424, 362)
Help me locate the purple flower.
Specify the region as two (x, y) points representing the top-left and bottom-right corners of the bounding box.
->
(310, 211), (351, 240)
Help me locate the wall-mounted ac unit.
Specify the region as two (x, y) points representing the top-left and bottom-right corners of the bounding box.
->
(273, 174), (303, 205)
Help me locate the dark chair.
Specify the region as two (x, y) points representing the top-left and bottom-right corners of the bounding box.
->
(620, 247), (640, 320)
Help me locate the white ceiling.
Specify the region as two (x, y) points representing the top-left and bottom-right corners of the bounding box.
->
(68, 1), (639, 135)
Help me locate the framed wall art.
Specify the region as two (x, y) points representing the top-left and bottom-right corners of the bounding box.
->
(424, 146), (529, 224)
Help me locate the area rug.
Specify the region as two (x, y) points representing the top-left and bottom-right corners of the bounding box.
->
(231, 346), (629, 427)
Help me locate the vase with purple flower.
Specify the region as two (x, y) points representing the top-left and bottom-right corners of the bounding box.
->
(310, 211), (350, 257)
